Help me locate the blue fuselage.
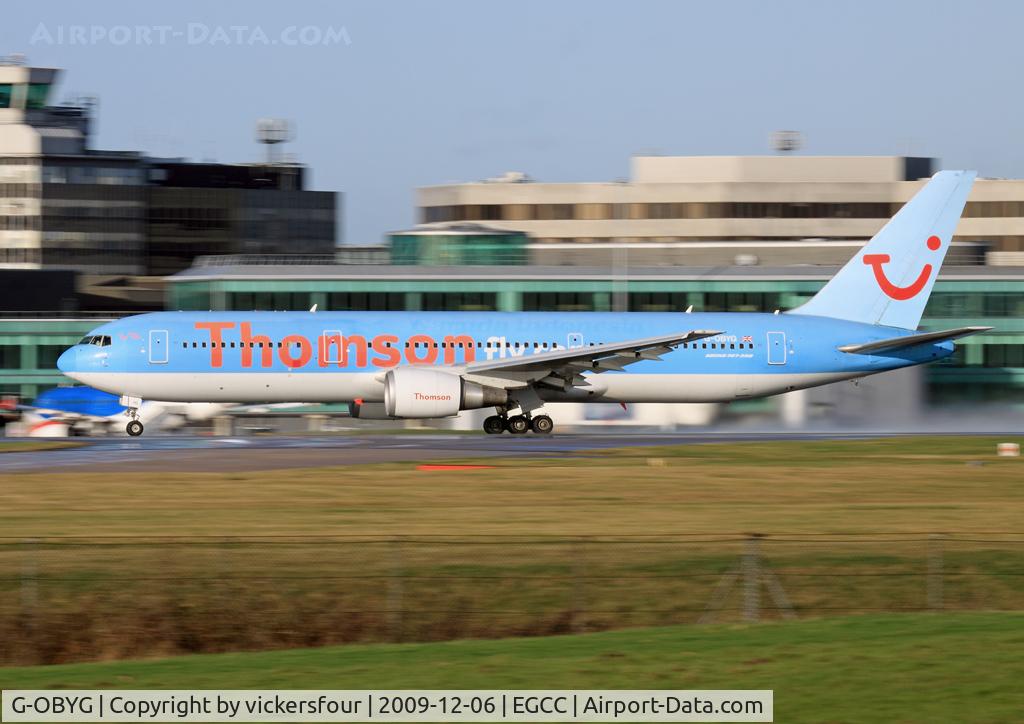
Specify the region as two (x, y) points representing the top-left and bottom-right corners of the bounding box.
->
(57, 311), (951, 405)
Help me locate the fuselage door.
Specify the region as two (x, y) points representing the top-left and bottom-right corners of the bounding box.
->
(149, 329), (169, 364)
(567, 332), (584, 349)
(321, 329), (343, 365)
(767, 331), (787, 365)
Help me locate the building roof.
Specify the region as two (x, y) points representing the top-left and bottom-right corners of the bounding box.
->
(388, 223), (527, 237)
(169, 263), (1024, 283)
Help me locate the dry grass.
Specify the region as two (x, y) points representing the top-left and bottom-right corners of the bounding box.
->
(0, 436), (1022, 665)
(0, 436), (1021, 537)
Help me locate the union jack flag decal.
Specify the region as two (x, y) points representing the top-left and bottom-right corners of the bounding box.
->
(741, 335), (753, 343)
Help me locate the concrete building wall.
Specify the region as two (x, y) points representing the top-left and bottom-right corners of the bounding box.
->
(630, 155), (912, 184)
(417, 156), (1024, 256)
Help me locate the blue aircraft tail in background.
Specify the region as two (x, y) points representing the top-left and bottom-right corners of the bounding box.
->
(791, 170), (976, 330)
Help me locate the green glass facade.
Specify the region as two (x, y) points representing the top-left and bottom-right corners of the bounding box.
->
(0, 318), (110, 399)
(389, 230), (529, 266)
(25, 82), (50, 109)
(162, 270), (1024, 407)
(4, 273), (1023, 406)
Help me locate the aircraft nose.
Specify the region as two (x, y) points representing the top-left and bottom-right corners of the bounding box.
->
(56, 347), (78, 374)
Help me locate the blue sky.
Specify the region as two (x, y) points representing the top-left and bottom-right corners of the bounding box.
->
(2, 0), (1020, 244)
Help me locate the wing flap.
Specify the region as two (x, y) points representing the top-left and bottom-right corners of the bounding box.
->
(465, 330), (721, 378)
(838, 326), (991, 354)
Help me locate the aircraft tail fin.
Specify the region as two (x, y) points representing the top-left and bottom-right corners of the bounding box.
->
(790, 170), (976, 330)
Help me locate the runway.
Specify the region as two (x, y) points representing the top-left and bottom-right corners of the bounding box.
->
(0, 431), (949, 473)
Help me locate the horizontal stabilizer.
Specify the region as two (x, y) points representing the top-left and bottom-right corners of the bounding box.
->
(838, 326), (991, 355)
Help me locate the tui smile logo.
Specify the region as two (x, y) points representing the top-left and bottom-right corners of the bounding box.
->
(863, 235), (941, 301)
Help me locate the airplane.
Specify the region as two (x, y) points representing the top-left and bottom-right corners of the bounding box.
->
(57, 170), (989, 437)
(14, 386), (125, 437)
(8, 385), (229, 437)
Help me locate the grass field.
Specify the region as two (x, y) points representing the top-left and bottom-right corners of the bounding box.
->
(2, 613), (1023, 723)
(0, 436), (1022, 666)
(1, 435), (1022, 537)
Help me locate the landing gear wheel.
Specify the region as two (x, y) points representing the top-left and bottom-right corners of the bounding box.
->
(530, 415), (554, 434)
(506, 415), (529, 435)
(126, 420), (144, 437)
(483, 415), (506, 435)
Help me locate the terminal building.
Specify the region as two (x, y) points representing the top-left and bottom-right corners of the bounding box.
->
(417, 156), (1024, 267)
(0, 69), (1021, 427)
(6, 258), (1022, 426)
(0, 58), (338, 285)
(154, 259), (1024, 425)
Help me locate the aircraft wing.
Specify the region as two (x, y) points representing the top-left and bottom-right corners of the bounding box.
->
(462, 330), (721, 386)
(838, 326), (991, 355)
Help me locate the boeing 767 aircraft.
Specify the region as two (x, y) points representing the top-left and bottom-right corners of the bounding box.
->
(58, 170), (988, 436)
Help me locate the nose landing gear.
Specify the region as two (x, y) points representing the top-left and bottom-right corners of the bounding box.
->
(122, 396), (144, 437)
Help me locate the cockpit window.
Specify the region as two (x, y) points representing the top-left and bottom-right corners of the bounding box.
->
(78, 335), (111, 347)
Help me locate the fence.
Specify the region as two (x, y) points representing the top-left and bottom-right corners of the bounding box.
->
(2, 533), (1023, 665)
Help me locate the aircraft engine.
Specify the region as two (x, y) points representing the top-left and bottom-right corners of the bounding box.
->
(384, 368), (507, 418)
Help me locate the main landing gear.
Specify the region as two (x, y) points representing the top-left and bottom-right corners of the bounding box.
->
(482, 412), (554, 435)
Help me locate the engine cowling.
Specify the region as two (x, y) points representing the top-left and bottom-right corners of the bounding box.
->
(384, 368), (507, 418)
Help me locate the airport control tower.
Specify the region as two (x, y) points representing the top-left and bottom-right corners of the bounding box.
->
(0, 57), (337, 281)
(0, 58), (91, 156)
(0, 57), (145, 274)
